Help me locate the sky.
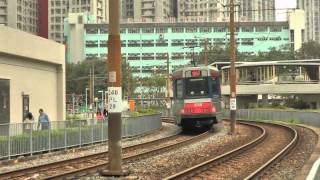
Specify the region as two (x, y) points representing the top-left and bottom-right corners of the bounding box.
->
(275, 0), (297, 21)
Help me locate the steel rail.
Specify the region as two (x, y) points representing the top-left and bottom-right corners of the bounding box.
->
(244, 123), (298, 179)
(45, 131), (210, 179)
(164, 121), (297, 180)
(164, 121), (266, 180)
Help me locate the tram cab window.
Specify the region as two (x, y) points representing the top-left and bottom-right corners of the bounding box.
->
(185, 77), (209, 97)
(176, 79), (183, 98)
(211, 77), (220, 94)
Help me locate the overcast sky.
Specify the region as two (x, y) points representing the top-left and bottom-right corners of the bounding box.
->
(275, 0), (297, 21)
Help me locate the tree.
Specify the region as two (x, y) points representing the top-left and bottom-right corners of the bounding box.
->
(296, 41), (320, 59)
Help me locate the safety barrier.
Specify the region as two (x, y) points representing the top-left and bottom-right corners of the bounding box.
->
(0, 113), (161, 160)
(223, 109), (320, 127)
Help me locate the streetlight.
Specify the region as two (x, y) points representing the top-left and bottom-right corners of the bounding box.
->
(98, 90), (104, 110)
(85, 88), (89, 112)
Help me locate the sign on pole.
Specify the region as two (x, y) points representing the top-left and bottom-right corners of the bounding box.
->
(108, 87), (122, 113)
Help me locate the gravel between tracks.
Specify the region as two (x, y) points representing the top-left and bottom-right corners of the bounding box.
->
(0, 123), (179, 174)
(260, 125), (318, 179)
(84, 123), (261, 179)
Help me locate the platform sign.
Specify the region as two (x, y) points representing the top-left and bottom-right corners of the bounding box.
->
(108, 87), (122, 113)
(230, 98), (237, 110)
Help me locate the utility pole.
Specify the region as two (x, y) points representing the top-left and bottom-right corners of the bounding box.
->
(100, 0), (128, 176)
(229, 0), (237, 135)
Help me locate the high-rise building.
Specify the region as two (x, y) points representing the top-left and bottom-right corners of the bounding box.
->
(176, 0), (275, 22)
(0, 0), (39, 34)
(235, 0), (275, 22)
(297, 0), (320, 42)
(177, 0), (223, 22)
(122, 0), (173, 22)
(49, 0), (109, 43)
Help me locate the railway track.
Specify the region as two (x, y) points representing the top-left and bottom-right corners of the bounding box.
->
(164, 121), (298, 180)
(0, 127), (210, 179)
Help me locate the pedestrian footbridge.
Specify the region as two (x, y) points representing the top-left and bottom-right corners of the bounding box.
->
(213, 60), (320, 109)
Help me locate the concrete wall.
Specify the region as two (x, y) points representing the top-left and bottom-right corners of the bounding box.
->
(0, 26), (65, 123)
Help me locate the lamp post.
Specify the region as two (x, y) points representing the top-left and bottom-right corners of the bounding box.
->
(85, 88), (89, 112)
(98, 90), (104, 110)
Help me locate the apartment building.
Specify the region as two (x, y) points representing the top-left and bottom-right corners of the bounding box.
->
(176, 0), (275, 22)
(122, 0), (173, 22)
(0, 0), (38, 34)
(49, 0), (107, 43)
(297, 0), (320, 42)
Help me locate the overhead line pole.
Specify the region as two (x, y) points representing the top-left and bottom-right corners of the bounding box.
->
(229, 0), (237, 135)
(100, 0), (128, 176)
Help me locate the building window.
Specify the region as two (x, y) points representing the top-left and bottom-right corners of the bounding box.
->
(256, 26), (268, 32)
(86, 40), (98, 47)
(269, 37), (281, 41)
(156, 27), (168, 33)
(120, 28), (126, 34)
(172, 27), (184, 33)
(186, 27), (197, 33)
(128, 28), (140, 33)
(100, 28), (108, 34)
(270, 27), (282, 32)
(199, 27), (211, 32)
(213, 27), (225, 32)
(142, 28), (154, 33)
(78, 15), (83, 24)
(100, 40), (107, 47)
(86, 28), (98, 34)
(171, 39), (184, 46)
(242, 27), (254, 32)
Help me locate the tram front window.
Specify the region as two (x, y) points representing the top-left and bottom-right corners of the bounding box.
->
(185, 77), (209, 97)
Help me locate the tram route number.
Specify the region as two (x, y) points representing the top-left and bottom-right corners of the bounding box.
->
(230, 98), (237, 110)
(108, 87), (122, 113)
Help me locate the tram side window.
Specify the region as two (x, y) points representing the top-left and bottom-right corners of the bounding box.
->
(211, 77), (220, 95)
(176, 79), (183, 98)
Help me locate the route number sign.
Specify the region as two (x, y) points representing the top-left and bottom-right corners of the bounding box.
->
(108, 87), (122, 113)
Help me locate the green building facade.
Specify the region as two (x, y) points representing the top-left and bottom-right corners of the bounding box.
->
(65, 16), (291, 77)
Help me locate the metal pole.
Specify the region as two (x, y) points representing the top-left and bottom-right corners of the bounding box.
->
(229, 0), (237, 135)
(100, 0), (128, 176)
(204, 38), (208, 66)
(72, 93), (75, 115)
(85, 88), (88, 113)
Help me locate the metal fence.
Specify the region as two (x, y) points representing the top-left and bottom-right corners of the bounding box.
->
(223, 109), (320, 127)
(0, 114), (161, 160)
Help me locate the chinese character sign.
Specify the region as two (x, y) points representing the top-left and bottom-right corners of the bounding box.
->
(108, 87), (122, 113)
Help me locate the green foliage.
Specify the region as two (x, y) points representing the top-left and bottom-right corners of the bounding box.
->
(127, 108), (158, 117)
(66, 114), (82, 120)
(296, 41), (320, 59)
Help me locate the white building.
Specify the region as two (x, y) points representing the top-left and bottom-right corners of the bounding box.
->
(0, 0), (38, 34)
(297, 0), (320, 42)
(49, 0), (109, 43)
(0, 26), (65, 124)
